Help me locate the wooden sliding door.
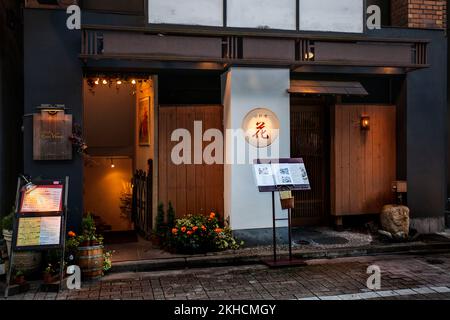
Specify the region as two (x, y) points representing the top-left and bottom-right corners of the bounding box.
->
(158, 105), (224, 219)
(331, 104), (396, 219)
(290, 99), (330, 226)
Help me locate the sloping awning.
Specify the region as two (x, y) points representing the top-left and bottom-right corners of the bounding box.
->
(289, 80), (368, 96)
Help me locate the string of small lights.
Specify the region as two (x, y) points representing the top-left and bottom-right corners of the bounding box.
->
(85, 74), (152, 95)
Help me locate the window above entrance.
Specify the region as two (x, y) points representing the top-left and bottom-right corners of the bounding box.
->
(147, 0), (367, 33)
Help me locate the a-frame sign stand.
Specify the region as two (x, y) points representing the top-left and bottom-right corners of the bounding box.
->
(253, 159), (310, 268)
(4, 176), (69, 298)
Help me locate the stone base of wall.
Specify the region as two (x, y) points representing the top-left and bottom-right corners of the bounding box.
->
(410, 217), (446, 234)
(233, 228), (289, 247)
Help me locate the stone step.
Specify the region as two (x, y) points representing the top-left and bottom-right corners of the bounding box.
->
(108, 240), (450, 274)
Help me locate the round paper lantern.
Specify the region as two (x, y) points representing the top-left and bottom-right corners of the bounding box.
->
(242, 108), (280, 148)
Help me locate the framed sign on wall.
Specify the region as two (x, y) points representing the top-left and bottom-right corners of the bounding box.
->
(33, 109), (73, 161)
(138, 97), (151, 146)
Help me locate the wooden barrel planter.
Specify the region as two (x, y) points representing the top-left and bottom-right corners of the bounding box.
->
(77, 245), (104, 280)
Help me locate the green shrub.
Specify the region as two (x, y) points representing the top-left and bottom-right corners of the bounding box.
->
(103, 251), (114, 273)
(155, 202), (165, 235)
(82, 213), (96, 237)
(167, 202), (176, 229)
(168, 212), (243, 254)
(77, 213), (103, 244)
(1, 209), (14, 232)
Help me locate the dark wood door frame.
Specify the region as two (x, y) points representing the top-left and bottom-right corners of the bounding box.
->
(290, 96), (331, 226)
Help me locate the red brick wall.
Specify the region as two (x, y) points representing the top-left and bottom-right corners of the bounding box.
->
(391, 0), (447, 29)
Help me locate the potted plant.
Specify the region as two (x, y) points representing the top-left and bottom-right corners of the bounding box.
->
(0, 257), (5, 276)
(152, 203), (167, 246)
(76, 214), (104, 280)
(43, 263), (57, 284)
(14, 270), (26, 285)
(80, 213), (97, 246)
(65, 231), (79, 264)
(1, 210), (14, 257)
(103, 250), (114, 275)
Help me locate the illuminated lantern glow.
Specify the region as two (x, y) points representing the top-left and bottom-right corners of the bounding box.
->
(361, 116), (370, 130)
(242, 108), (280, 148)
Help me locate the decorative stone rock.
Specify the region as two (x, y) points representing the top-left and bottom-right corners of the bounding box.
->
(380, 205), (410, 237)
(378, 230), (393, 239)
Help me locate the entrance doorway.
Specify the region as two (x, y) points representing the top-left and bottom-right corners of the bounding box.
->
(83, 76), (156, 243)
(290, 98), (330, 226)
(82, 71), (224, 262)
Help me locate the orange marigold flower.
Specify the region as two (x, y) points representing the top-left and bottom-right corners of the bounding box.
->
(215, 228), (223, 233)
(181, 227), (187, 233)
(201, 225), (207, 231)
(172, 228), (178, 235)
(187, 231), (193, 235)
(192, 226), (199, 231)
(209, 212), (216, 219)
(68, 231), (76, 238)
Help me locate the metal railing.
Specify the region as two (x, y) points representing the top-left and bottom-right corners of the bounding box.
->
(132, 164), (153, 238)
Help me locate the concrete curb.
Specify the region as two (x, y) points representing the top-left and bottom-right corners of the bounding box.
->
(110, 241), (450, 273)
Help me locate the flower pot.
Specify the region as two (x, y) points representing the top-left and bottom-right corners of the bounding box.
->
(281, 197), (295, 210)
(14, 275), (26, 285)
(43, 273), (54, 284)
(2, 230), (42, 275)
(0, 263), (5, 276)
(3, 229), (12, 257)
(79, 240), (91, 247)
(43, 273), (59, 284)
(77, 244), (104, 280)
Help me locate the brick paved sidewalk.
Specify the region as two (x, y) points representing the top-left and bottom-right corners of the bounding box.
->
(4, 253), (450, 300)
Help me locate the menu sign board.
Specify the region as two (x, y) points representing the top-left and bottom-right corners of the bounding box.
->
(19, 185), (63, 213)
(253, 158), (311, 192)
(16, 217), (62, 247)
(5, 177), (69, 298)
(11, 178), (67, 251)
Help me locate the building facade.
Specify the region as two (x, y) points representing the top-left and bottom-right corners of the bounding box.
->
(0, 0), (23, 215)
(20, 0), (447, 244)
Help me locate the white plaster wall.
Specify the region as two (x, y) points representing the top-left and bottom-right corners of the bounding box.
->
(227, 0), (296, 30)
(299, 0), (364, 33)
(148, 0), (223, 26)
(223, 68), (291, 230)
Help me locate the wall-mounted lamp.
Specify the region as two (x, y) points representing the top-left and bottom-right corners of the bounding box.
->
(360, 116), (370, 130)
(304, 52), (315, 60)
(20, 175), (37, 194)
(110, 158), (115, 169)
